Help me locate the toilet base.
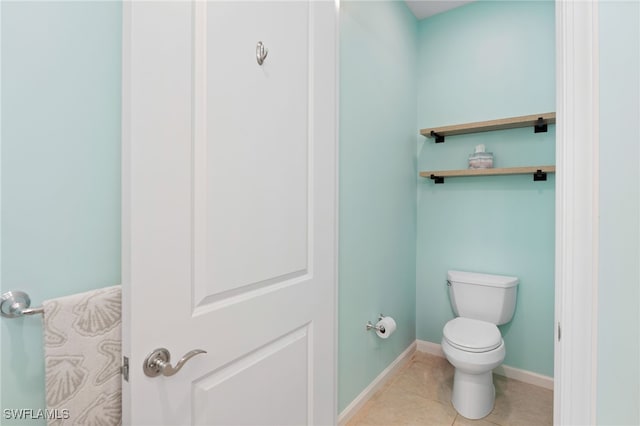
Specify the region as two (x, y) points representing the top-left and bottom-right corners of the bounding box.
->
(451, 369), (495, 420)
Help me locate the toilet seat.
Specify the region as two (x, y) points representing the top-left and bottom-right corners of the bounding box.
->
(443, 317), (502, 353)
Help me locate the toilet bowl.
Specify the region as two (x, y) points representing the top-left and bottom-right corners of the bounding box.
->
(442, 317), (506, 419)
(441, 271), (519, 420)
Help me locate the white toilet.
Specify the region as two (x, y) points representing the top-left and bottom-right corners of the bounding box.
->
(441, 270), (519, 420)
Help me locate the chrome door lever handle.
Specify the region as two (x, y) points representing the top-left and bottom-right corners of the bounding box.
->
(143, 348), (206, 377)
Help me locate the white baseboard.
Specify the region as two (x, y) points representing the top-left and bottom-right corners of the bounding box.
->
(337, 342), (416, 425)
(415, 339), (554, 391)
(416, 339), (444, 357)
(493, 364), (554, 390)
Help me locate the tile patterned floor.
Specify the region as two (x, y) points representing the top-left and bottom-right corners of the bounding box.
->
(346, 352), (553, 426)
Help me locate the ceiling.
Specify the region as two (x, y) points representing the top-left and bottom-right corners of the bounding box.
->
(405, 0), (475, 20)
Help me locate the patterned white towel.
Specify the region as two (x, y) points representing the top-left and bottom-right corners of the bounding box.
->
(42, 285), (122, 426)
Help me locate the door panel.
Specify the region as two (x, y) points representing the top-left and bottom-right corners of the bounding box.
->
(122, 2), (337, 425)
(195, 2), (311, 305)
(192, 326), (310, 425)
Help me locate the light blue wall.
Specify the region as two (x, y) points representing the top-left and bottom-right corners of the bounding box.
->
(8, 1), (636, 422)
(597, 1), (640, 424)
(1, 2), (122, 422)
(415, 1), (556, 377)
(338, 0), (417, 413)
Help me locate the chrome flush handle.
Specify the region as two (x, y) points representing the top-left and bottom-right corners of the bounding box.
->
(143, 348), (207, 377)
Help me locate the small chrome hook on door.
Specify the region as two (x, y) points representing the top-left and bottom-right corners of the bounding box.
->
(143, 347), (207, 377)
(256, 41), (268, 66)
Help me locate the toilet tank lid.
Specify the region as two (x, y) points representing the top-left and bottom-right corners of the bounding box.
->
(447, 270), (519, 288)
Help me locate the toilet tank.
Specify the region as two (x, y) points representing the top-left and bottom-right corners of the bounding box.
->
(447, 270), (519, 325)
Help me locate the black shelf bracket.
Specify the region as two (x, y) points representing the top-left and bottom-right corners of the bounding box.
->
(430, 130), (445, 143)
(430, 174), (445, 184)
(534, 117), (548, 133)
(533, 169), (548, 181)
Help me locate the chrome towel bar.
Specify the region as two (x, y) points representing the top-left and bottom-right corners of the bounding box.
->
(0, 291), (44, 318)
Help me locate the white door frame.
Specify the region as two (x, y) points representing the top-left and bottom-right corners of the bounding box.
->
(555, 0), (599, 424)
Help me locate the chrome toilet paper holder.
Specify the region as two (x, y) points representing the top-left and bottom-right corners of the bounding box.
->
(366, 314), (387, 332)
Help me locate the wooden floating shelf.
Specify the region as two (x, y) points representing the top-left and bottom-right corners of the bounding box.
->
(420, 165), (556, 184)
(421, 112), (556, 141)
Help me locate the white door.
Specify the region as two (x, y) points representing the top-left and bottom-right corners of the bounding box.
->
(121, 2), (337, 425)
